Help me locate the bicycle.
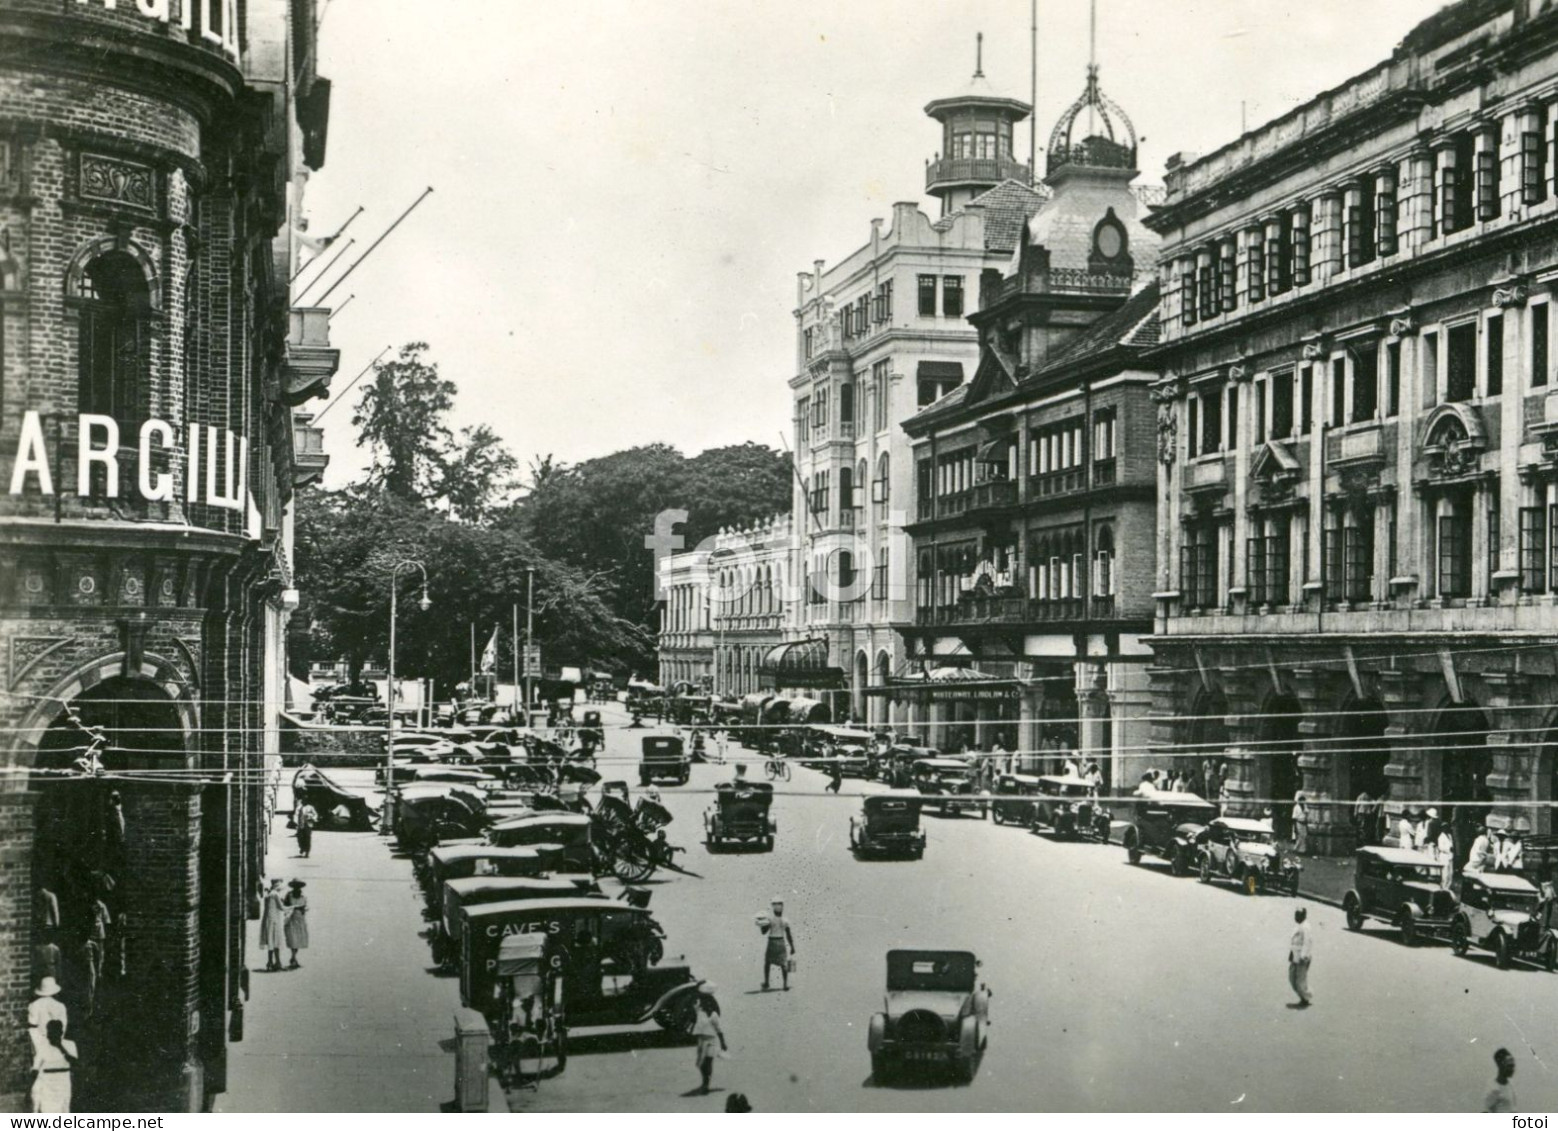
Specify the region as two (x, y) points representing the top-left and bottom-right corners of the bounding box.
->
(763, 757), (791, 782)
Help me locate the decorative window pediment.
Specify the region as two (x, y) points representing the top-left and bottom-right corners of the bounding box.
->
(1419, 403), (1487, 479)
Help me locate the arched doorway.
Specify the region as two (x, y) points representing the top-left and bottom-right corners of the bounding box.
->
(1429, 702), (1492, 864)
(1187, 688), (1230, 798)
(1338, 697), (1390, 845)
(1257, 694), (1302, 840)
(31, 676), (188, 1110)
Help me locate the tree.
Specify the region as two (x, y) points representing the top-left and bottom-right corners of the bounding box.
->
(352, 342), (455, 503)
(441, 424), (518, 523)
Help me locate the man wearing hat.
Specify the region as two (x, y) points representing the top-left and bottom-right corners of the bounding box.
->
(1466, 825), (1494, 875)
(756, 898), (796, 992)
(27, 977), (67, 1055)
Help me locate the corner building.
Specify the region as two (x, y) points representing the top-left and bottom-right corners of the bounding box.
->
(1147, 0), (1558, 854)
(0, 0), (335, 1110)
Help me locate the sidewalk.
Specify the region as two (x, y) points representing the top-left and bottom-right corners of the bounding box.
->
(216, 781), (506, 1113)
(1294, 853), (1353, 907)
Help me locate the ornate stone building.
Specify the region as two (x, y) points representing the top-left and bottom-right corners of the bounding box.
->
(0, 0), (337, 1110)
(1146, 0), (1558, 854)
(894, 62), (1159, 776)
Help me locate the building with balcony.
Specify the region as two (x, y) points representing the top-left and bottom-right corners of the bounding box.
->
(788, 52), (1046, 725)
(0, 0), (338, 1110)
(894, 60), (1159, 775)
(657, 547), (712, 691)
(1146, 0), (1558, 855)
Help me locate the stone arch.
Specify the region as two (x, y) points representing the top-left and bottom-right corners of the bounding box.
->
(1336, 694), (1390, 818)
(63, 234), (162, 309)
(852, 649), (869, 723)
(875, 649), (892, 728)
(1423, 697), (1492, 862)
(9, 652), (197, 770)
(1251, 691), (1303, 839)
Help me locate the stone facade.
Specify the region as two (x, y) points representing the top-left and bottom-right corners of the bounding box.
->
(1146, 0), (1558, 855)
(0, 0), (336, 1111)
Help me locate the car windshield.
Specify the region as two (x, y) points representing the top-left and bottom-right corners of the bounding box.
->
(1489, 891), (1538, 912)
(886, 952), (977, 993)
(1388, 865), (1443, 884)
(1232, 829), (1273, 845)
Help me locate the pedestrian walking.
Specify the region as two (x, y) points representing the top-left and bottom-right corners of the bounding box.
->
(756, 898), (795, 991)
(1292, 793), (1309, 855)
(1484, 1048), (1517, 1112)
(1287, 907), (1313, 1008)
(293, 798), (317, 858)
(283, 880), (309, 969)
(825, 760), (842, 794)
(30, 1019), (76, 1114)
(691, 984), (727, 1096)
(27, 978), (66, 1057)
(260, 877), (286, 971)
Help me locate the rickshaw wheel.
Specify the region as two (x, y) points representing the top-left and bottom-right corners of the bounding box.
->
(653, 996), (698, 1035)
(612, 852), (656, 883)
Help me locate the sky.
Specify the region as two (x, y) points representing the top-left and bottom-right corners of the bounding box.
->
(303, 0), (1443, 489)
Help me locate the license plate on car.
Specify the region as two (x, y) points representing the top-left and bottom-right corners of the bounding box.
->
(904, 1049), (948, 1063)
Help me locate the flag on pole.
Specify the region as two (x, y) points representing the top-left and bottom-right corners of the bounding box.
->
(480, 625), (499, 673)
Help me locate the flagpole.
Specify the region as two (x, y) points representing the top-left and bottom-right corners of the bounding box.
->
(469, 623), (476, 692)
(512, 603), (520, 720)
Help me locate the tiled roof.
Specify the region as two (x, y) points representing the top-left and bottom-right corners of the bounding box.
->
(930, 179), (1049, 253)
(904, 383), (971, 428)
(1034, 280), (1160, 377)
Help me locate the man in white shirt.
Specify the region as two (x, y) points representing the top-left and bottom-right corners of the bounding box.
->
(1466, 826), (1494, 875)
(1484, 1048), (1516, 1113)
(1396, 811), (1417, 852)
(1501, 830), (1525, 873)
(1287, 907), (1313, 1008)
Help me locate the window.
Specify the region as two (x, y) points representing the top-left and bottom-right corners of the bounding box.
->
(1219, 243), (1237, 313)
(872, 359), (890, 430)
(1093, 408), (1116, 460)
(1344, 516), (1374, 603)
(1376, 172), (1399, 257)
(873, 453), (890, 514)
(1477, 131), (1501, 221)
(1181, 524), (1220, 608)
(1254, 381), (1267, 444)
(1094, 527), (1114, 597)
(1272, 370), (1294, 439)
(855, 295), (870, 337)
(975, 132), (996, 159)
(837, 549), (855, 590)
(1438, 510), (1472, 598)
(1525, 110), (1549, 205)
(1181, 265), (1198, 326)
(917, 460), (934, 520)
(1423, 330), (1440, 408)
(1187, 397), (1200, 458)
(873, 547), (889, 602)
(1201, 389), (1222, 454)
(1289, 209), (1310, 287)
(1247, 235), (1266, 303)
(78, 252), (152, 422)
(918, 275), (937, 316)
(1352, 346), (1378, 423)
(942, 277), (964, 318)
(1198, 258), (1216, 321)
(1386, 342), (1402, 417)
(917, 549), (934, 609)
(840, 382), (854, 426)
(1550, 503), (1558, 593)
(1227, 384), (1238, 451)
(1268, 221), (1291, 295)
(1300, 365), (1314, 434)
(803, 326), (815, 360)
(1348, 188), (1376, 268)
(809, 470), (830, 519)
(1331, 358), (1346, 427)
(1447, 322), (1477, 402)
(1521, 506), (1546, 594)
(1487, 314), (1504, 397)
(796, 398), (809, 445)
(840, 464), (856, 513)
(1535, 304), (1550, 389)
(875, 279), (894, 324)
(1443, 134), (1475, 235)
(1489, 500), (1501, 593)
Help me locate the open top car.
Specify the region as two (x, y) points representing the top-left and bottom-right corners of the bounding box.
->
(912, 758), (989, 819)
(867, 949), (990, 1084)
(850, 791), (926, 859)
(1194, 817), (1301, 895)
(1342, 845), (1459, 945)
(1452, 872), (1558, 970)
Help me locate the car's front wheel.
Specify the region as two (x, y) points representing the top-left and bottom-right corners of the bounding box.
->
(1399, 909), (1418, 947)
(1451, 915), (1470, 956)
(1124, 829), (1141, 865)
(1344, 897), (1363, 931)
(1495, 930), (1513, 970)
(871, 1052), (890, 1082)
(1199, 856), (1212, 884)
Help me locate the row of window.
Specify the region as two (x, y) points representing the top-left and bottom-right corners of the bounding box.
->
(803, 456), (892, 522)
(1176, 112), (1555, 328)
(913, 526), (1119, 609)
(916, 408), (1120, 501)
(918, 275), (965, 318)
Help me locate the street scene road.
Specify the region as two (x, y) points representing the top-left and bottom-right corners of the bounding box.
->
(222, 703), (1558, 1114)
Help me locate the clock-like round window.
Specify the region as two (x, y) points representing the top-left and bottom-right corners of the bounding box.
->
(1095, 218), (1126, 260)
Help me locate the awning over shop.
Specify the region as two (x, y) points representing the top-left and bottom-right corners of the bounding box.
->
(974, 440), (1008, 463)
(864, 664), (1023, 702)
(758, 639), (846, 690)
(917, 360), (964, 381)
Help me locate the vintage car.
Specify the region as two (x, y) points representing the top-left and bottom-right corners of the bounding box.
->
(487, 812), (595, 873)
(850, 791), (926, 859)
(1031, 776), (1111, 841)
(867, 949), (990, 1084)
(639, 735), (690, 787)
(433, 875), (602, 967)
(880, 745), (941, 786)
(912, 758), (989, 819)
(804, 725), (875, 777)
(990, 774), (1043, 826)
(461, 897), (702, 1038)
(1120, 792), (1219, 875)
(419, 845), (553, 913)
(704, 780), (776, 852)
(290, 764), (376, 830)
(1451, 872), (1558, 969)
(1341, 846), (1460, 944)
(1194, 817), (1302, 895)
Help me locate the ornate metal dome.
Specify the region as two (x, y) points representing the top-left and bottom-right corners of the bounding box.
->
(1046, 64), (1137, 175)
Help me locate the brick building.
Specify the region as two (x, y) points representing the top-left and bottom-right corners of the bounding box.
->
(893, 60), (1159, 778)
(0, 0), (336, 1110)
(1146, 0), (1558, 854)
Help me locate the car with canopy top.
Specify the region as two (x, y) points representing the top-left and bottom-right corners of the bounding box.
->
(1120, 792), (1218, 875)
(639, 735), (690, 786)
(912, 758), (989, 819)
(803, 725), (874, 776)
(850, 791), (927, 859)
(1031, 775), (1111, 840)
(487, 812), (595, 873)
(990, 774), (1043, 826)
(704, 780), (775, 852)
(1451, 872), (1558, 969)
(1341, 845), (1460, 945)
(866, 949), (990, 1084)
(433, 875), (602, 967)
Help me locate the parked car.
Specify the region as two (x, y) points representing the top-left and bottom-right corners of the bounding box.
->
(1452, 872), (1558, 970)
(867, 949), (990, 1084)
(912, 758), (989, 818)
(1341, 846), (1460, 945)
(990, 774), (1043, 826)
(1194, 817), (1301, 895)
(1120, 792), (1218, 875)
(1031, 775), (1111, 840)
(850, 791), (926, 859)
(803, 725), (875, 777)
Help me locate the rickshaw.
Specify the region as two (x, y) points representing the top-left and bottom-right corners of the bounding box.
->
(850, 791), (927, 859)
(591, 794), (685, 881)
(487, 812), (596, 873)
(433, 875), (602, 967)
(290, 764), (376, 830)
(393, 785), (490, 853)
(704, 780), (776, 852)
(990, 773), (1044, 826)
(461, 897), (706, 1044)
(1032, 775), (1112, 840)
(640, 735), (691, 786)
(492, 932), (567, 1082)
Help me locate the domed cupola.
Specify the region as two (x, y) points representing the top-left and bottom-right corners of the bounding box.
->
(1045, 61), (1138, 185)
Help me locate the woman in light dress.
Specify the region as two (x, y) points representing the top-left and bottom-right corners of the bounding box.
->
(283, 880), (309, 970)
(691, 984), (727, 1096)
(259, 877), (286, 971)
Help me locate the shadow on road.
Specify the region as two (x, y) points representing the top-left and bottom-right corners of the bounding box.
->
(563, 1029), (697, 1057)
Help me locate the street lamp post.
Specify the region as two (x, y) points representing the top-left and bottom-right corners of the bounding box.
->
(384, 559), (431, 835)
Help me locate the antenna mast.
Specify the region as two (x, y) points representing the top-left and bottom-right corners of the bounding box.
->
(1029, 0), (1038, 185)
